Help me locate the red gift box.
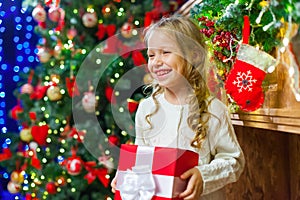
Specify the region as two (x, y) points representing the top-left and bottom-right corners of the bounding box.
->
(115, 144), (199, 200)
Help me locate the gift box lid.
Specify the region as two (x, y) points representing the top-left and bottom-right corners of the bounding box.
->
(117, 144), (199, 177)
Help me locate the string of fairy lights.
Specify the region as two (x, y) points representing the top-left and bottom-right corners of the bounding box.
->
(0, 0), (39, 188)
(0, 0), (38, 133)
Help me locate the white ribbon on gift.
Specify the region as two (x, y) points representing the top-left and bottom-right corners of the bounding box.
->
(116, 146), (187, 200)
(118, 165), (156, 200)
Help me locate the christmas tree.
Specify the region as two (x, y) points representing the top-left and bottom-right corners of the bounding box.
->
(0, 0), (185, 199)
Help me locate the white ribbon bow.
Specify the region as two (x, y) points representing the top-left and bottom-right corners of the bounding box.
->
(118, 165), (155, 200)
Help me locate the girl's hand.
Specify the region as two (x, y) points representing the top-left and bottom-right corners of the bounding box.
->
(111, 177), (117, 193)
(179, 167), (203, 200)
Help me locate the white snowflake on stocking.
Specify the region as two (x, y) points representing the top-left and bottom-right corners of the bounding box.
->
(233, 70), (257, 92)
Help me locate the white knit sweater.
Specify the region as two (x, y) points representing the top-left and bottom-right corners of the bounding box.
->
(135, 93), (245, 200)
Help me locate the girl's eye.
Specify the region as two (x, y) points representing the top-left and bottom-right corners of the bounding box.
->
(163, 51), (171, 54)
(148, 54), (154, 58)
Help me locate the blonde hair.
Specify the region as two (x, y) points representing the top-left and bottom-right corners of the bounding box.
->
(143, 15), (212, 149)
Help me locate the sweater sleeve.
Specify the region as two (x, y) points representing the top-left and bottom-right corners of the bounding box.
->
(197, 107), (245, 195)
(134, 100), (147, 145)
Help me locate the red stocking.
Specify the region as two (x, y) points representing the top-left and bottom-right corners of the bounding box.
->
(224, 16), (276, 111)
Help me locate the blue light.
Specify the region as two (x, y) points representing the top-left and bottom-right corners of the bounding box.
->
(23, 41), (29, 48)
(16, 24), (22, 30)
(0, 110), (3, 116)
(25, 33), (32, 39)
(28, 56), (34, 62)
(3, 172), (9, 179)
(23, 67), (30, 73)
(13, 36), (20, 43)
(17, 44), (22, 50)
(0, 27), (5, 33)
(0, 11), (5, 17)
(0, 75), (2, 80)
(10, 6), (16, 12)
(25, 48), (31, 54)
(5, 138), (11, 144)
(13, 66), (20, 72)
(0, 118), (4, 124)
(15, 16), (21, 23)
(0, 92), (5, 98)
(1, 64), (7, 70)
(13, 75), (20, 82)
(34, 48), (39, 54)
(0, 19), (2, 25)
(2, 143), (7, 148)
(0, 102), (5, 107)
(38, 38), (44, 44)
(0, 38), (2, 44)
(26, 16), (32, 22)
(2, 127), (7, 133)
(26, 25), (33, 31)
(0, 46), (2, 52)
(24, 144), (29, 151)
(17, 55), (23, 62)
(0, 83), (2, 88)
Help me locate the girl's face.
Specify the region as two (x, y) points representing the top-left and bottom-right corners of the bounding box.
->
(146, 29), (187, 90)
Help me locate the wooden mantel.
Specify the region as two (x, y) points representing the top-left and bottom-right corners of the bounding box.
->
(231, 108), (300, 134)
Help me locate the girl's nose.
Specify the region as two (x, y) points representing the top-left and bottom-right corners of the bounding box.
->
(153, 55), (163, 67)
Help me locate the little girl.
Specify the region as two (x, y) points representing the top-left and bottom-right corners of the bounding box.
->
(112, 15), (245, 200)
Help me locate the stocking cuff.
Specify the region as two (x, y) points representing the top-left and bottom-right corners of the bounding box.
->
(237, 44), (277, 72)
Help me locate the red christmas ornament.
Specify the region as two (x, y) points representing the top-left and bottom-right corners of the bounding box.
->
(66, 156), (83, 176)
(46, 182), (57, 194)
(224, 16), (276, 111)
(108, 135), (120, 147)
(29, 111), (37, 121)
(10, 104), (23, 120)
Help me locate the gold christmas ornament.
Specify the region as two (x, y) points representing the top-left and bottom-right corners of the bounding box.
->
(47, 86), (63, 101)
(20, 128), (33, 143)
(10, 171), (24, 184)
